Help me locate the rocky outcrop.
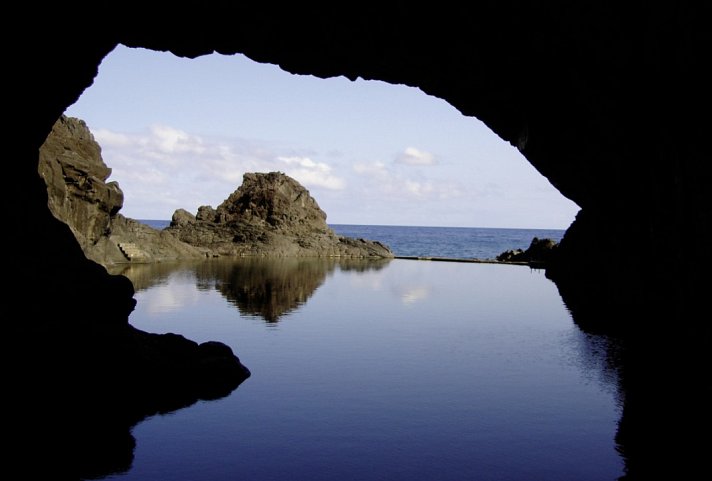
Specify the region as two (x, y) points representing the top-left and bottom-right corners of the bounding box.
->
(167, 172), (394, 258)
(39, 118), (390, 264)
(110, 214), (209, 262)
(496, 237), (558, 265)
(38, 115), (124, 259)
(39, 115), (208, 266)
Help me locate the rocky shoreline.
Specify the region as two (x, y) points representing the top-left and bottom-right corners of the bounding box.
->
(39, 116), (394, 267)
(165, 171), (393, 259)
(40, 115), (557, 268)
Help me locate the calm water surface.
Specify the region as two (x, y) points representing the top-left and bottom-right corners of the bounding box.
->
(107, 258), (623, 481)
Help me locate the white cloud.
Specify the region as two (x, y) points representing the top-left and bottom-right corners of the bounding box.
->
(352, 161), (462, 200)
(404, 180), (434, 197)
(395, 147), (437, 166)
(279, 156), (322, 170)
(285, 168), (345, 190)
(277, 156), (345, 190)
(353, 161), (389, 179)
(149, 125), (206, 156)
(94, 129), (132, 147)
(90, 126), (347, 218)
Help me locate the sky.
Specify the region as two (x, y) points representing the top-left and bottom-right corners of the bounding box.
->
(64, 45), (579, 229)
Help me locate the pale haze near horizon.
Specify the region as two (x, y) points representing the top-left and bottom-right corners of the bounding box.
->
(64, 45), (579, 229)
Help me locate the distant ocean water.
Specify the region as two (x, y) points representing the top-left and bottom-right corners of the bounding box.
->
(138, 220), (565, 260)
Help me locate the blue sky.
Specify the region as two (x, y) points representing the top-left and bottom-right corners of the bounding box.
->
(64, 45), (579, 228)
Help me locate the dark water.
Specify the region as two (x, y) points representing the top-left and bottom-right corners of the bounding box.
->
(103, 257), (623, 481)
(139, 220), (565, 259)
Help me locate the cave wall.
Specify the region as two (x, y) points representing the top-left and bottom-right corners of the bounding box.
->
(8, 5), (707, 478)
(15, 4), (704, 328)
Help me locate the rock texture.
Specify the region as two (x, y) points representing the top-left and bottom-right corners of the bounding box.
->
(167, 172), (394, 258)
(11, 5), (708, 479)
(38, 115), (124, 258)
(39, 119), (390, 264)
(496, 237), (558, 265)
(110, 214), (209, 262)
(39, 115), (207, 266)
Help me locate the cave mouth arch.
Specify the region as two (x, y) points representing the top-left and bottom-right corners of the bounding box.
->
(14, 7), (707, 479)
(61, 44), (579, 232)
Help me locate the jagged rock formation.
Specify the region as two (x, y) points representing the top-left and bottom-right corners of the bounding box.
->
(167, 172), (394, 258)
(38, 115), (124, 259)
(39, 115), (207, 266)
(12, 5), (708, 479)
(39, 117), (390, 264)
(496, 237), (558, 265)
(110, 214), (209, 262)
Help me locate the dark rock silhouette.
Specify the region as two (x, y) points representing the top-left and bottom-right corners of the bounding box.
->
(167, 172), (394, 258)
(73, 328), (249, 480)
(11, 4), (708, 479)
(496, 237), (558, 265)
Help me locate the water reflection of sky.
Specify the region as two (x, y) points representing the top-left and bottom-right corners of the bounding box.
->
(121, 258), (623, 481)
(139, 281), (205, 314)
(342, 260), (434, 305)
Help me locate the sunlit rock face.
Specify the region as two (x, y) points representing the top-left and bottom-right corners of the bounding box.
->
(11, 5), (707, 479)
(38, 115), (123, 257)
(39, 115), (208, 266)
(167, 172), (394, 258)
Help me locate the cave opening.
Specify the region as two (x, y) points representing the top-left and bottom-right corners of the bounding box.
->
(59, 44), (579, 232)
(38, 46), (610, 480)
(14, 8), (707, 479)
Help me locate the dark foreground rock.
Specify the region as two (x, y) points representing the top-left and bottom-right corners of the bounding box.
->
(10, 267), (250, 479)
(14, 6), (708, 479)
(21, 321), (250, 480)
(167, 171), (394, 258)
(496, 237), (558, 265)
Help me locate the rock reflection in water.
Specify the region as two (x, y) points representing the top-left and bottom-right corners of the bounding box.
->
(211, 258), (390, 322)
(552, 277), (708, 481)
(112, 257), (392, 323)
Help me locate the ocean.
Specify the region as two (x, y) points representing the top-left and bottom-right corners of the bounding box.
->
(138, 220), (566, 259)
